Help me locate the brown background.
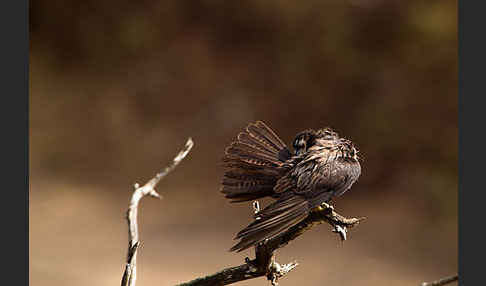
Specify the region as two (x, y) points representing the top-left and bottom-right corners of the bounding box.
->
(30, 1), (457, 285)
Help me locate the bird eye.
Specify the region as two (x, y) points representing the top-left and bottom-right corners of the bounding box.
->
(293, 138), (307, 155)
(294, 138), (305, 148)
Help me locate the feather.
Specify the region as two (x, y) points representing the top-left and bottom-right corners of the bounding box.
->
(221, 121), (290, 202)
(230, 195), (309, 252)
(224, 123), (362, 252)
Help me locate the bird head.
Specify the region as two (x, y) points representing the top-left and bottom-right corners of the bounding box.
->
(294, 127), (360, 162)
(339, 140), (360, 162)
(292, 127), (360, 162)
(292, 128), (339, 155)
(292, 129), (317, 156)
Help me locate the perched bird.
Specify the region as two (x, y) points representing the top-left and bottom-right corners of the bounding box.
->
(221, 121), (361, 252)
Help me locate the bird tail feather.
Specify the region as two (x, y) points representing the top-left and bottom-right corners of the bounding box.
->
(230, 195), (309, 252)
(221, 121), (292, 202)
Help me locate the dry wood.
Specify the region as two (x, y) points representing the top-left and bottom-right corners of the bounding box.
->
(420, 274), (458, 286)
(176, 202), (364, 286)
(121, 138), (194, 286)
(119, 136), (365, 286)
(118, 136), (458, 286)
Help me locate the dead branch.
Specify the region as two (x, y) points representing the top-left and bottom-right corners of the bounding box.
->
(176, 202), (364, 286)
(420, 274), (458, 286)
(119, 136), (365, 286)
(117, 136), (456, 286)
(121, 138), (194, 286)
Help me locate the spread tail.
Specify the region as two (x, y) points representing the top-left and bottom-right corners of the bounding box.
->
(221, 121), (292, 202)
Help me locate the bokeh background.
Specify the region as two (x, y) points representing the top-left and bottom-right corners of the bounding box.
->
(30, 1), (457, 285)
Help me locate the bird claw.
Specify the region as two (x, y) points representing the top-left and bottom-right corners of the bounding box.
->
(314, 202), (334, 213)
(267, 261), (299, 286)
(244, 257), (259, 271)
(322, 202), (334, 211)
(253, 201), (261, 213)
(332, 225), (347, 241)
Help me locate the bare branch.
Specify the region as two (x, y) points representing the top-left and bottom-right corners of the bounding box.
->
(121, 138), (194, 286)
(176, 202), (364, 286)
(121, 242), (140, 286)
(420, 274), (458, 286)
(117, 136), (448, 286)
(118, 137), (365, 286)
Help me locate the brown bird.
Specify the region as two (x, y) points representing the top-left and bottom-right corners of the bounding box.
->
(221, 121), (361, 252)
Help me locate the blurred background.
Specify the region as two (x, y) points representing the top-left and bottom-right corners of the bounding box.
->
(30, 1), (457, 285)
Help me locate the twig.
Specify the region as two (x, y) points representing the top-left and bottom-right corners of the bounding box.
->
(176, 202), (364, 286)
(420, 274), (458, 286)
(121, 138), (194, 286)
(118, 136), (364, 286)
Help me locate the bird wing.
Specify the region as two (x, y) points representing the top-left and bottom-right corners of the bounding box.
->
(275, 156), (361, 209)
(332, 160), (361, 197)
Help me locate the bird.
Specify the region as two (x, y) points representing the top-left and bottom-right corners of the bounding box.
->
(221, 121), (361, 252)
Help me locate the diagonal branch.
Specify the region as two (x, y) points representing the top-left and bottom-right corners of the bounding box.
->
(121, 138), (194, 286)
(118, 136), (365, 286)
(116, 136), (450, 286)
(420, 274), (458, 286)
(175, 202), (364, 286)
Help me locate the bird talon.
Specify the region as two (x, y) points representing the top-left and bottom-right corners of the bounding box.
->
(333, 225), (347, 241)
(315, 202), (334, 213)
(324, 203), (334, 211)
(245, 257), (259, 270)
(252, 201), (260, 214)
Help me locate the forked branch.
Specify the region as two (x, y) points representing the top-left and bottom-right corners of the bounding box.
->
(176, 202), (365, 286)
(118, 136), (457, 286)
(119, 137), (366, 286)
(121, 138), (194, 286)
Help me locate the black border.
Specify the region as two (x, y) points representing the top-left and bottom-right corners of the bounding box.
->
(459, 1), (484, 285)
(0, 0), (29, 284)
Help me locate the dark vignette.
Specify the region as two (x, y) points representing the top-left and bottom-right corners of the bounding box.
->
(459, 1), (485, 285)
(0, 0), (29, 285)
